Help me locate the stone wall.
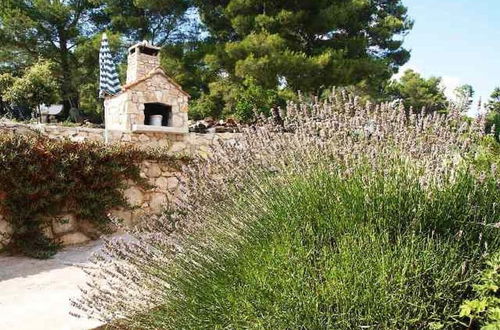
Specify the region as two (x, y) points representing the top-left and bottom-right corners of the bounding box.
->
(0, 122), (240, 248)
(0, 122), (239, 157)
(0, 159), (182, 248)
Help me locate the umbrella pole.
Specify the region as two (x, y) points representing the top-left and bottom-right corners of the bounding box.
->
(104, 98), (109, 144)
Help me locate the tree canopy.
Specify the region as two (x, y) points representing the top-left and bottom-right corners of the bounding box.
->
(0, 0), (414, 122)
(387, 69), (448, 114)
(486, 87), (500, 141)
(190, 0), (413, 119)
(454, 84), (475, 113)
(0, 0), (100, 114)
(94, 0), (194, 45)
(3, 60), (59, 121)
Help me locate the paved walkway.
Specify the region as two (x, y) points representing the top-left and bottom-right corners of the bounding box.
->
(0, 239), (106, 330)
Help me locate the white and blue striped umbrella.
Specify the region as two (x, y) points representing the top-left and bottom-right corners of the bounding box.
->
(99, 33), (121, 97)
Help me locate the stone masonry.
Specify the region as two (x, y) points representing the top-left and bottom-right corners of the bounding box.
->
(105, 41), (189, 133)
(0, 159), (183, 248)
(0, 122), (239, 248)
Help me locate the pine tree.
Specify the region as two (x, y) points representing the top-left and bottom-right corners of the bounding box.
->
(387, 69), (448, 114)
(191, 0), (413, 119)
(95, 0), (194, 45)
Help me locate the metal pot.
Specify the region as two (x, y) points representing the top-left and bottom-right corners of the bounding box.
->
(149, 114), (163, 126)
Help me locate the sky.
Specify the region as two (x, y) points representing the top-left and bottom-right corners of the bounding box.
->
(399, 0), (500, 113)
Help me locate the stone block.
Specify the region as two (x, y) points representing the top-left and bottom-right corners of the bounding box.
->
(156, 139), (171, 148)
(40, 224), (54, 239)
(78, 220), (102, 240)
(145, 92), (156, 103)
(0, 218), (13, 247)
(109, 209), (134, 227)
(124, 186), (144, 207)
(139, 134), (150, 142)
(169, 142), (186, 153)
(70, 135), (86, 143)
(52, 214), (77, 235)
(155, 91), (163, 101)
(58, 232), (90, 246)
(121, 134), (132, 142)
(160, 163), (173, 172)
(147, 163), (162, 178)
(155, 176), (169, 190)
(149, 193), (168, 213)
(166, 177), (179, 190)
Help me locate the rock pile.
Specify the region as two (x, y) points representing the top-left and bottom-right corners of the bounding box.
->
(189, 118), (239, 133)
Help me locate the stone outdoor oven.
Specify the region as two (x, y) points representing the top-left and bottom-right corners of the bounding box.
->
(104, 41), (190, 134)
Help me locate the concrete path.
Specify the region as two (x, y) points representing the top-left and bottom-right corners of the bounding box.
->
(0, 239), (106, 330)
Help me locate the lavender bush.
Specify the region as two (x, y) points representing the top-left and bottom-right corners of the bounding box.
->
(73, 92), (499, 328)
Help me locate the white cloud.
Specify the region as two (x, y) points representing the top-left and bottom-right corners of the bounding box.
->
(440, 75), (462, 101)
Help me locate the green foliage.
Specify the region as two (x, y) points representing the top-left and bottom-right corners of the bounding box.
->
(0, 72), (15, 96)
(486, 112), (500, 143)
(134, 162), (500, 329)
(188, 93), (223, 120)
(473, 136), (500, 172)
(74, 31), (124, 122)
(231, 80), (281, 122)
(459, 252), (500, 329)
(1, 0), (415, 122)
(191, 0), (413, 119)
(0, 0), (100, 112)
(160, 41), (217, 101)
(189, 78), (291, 121)
(3, 60), (59, 120)
(454, 84), (475, 113)
(486, 88), (500, 142)
(487, 87), (500, 114)
(0, 72), (16, 116)
(0, 134), (179, 258)
(99, 0), (195, 45)
(387, 69), (448, 113)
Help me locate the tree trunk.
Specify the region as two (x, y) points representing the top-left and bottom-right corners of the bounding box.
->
(57, 30), (79, 121)
(37, 105), (42, 124)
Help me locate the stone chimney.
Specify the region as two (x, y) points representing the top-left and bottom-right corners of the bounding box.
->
(126, 41), (161, 84)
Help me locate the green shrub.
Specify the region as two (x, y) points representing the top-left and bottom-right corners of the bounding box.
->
(3, 60), (59, 121)
(459, 252), (500, 329)
(129, 164), (499, 329)
(75, 93), (499, 328)
(0, 133), (181, 258)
